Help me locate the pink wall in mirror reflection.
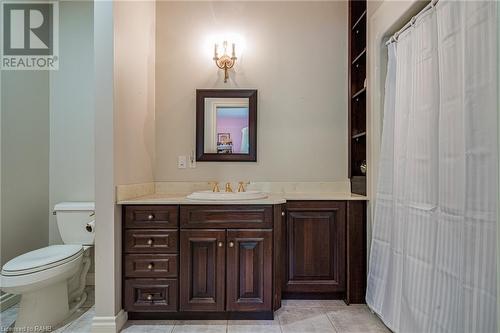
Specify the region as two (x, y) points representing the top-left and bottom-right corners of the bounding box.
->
(216, 113), (249, 153)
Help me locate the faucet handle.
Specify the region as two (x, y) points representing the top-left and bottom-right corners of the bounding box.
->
(208, 181), (220, 192)
(237, 181), (249, 192)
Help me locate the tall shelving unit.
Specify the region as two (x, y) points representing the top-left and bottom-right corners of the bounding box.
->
(348, 0), (367, 195)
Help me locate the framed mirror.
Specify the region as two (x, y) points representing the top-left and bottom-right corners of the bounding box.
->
(196, 89), (257, 161)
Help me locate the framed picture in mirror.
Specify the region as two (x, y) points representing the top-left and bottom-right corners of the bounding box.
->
(196, 89), (257, 161)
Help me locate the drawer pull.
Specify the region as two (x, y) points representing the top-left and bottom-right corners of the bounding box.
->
(218, 241), (223, 248)
(147, 214), (155, 220)
(147, 239), (154, 246)
(147, 263), (154, 270)
(146, 294), (153, 301)
(228, 241), (235, 248)
(281, 211), (285, 216)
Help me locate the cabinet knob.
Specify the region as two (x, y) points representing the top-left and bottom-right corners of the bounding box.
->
(281, 211), (285, 216)
(218, 241), (224, 247)
(356, 30), (359, 34)
(147, 214), (154, 220)
(228, 241), (235, 248)
(147, 239), (154, 246)
(356, 63), (359, 68)
(147, 263), (154, 270)
(147, 294), (153, 301)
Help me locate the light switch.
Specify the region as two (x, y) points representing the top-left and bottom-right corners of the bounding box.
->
(178, 155), (187, 169)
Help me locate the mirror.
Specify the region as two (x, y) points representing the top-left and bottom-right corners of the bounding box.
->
(196, 89), (257, 161)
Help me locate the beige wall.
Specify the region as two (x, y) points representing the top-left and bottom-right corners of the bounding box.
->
(497, 2), (499, 330)
(49, 1), (95, 245)
(93, 0), (121, 327)
(114, 1), (156, 185)
(155, 1), (348, 182)
(93, 1), (156, 331)
(1, 71), (50, 266)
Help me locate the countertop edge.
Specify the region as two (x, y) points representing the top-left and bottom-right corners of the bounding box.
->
(116, 193), (368, 205)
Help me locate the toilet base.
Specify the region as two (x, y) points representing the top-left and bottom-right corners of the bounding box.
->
(15, 280), (69, 331)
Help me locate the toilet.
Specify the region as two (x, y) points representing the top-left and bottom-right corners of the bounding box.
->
(1, 202), (95, 329)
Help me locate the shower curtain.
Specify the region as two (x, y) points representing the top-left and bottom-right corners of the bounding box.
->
(366, 1), (498, 333)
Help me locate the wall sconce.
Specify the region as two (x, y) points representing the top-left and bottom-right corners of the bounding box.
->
(213, 41), (237, 83)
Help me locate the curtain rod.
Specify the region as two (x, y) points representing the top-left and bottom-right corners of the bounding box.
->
(385, 0), (439, 46)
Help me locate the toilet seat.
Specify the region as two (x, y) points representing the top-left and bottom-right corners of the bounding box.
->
(2, 245), (83, 276)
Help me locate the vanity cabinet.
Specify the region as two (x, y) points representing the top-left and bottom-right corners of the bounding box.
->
(284, 201), (346, 294)
(179, 229), (226, 312)
(179, 229), (272, 313)
(226, 229), (272, 312)
(123, 205), (180, 313)
(122, 200), (366, 318)
(283, 201), (366, 304)
(123, 204), (284, 319)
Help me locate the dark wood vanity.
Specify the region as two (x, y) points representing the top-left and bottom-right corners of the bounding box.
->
(122, 200), (366, 319)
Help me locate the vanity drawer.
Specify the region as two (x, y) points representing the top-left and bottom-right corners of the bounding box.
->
(124, 229), (178, 253)
(180, 205), (273, 228)
(125, 254), (178, 278)
(124, 278), (178, 312)
(124, 206), (178, 229)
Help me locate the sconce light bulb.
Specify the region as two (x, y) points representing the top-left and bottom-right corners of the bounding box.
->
(223, 41), (228, 55)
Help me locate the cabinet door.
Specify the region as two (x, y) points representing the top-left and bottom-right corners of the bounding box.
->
(226, 229), (272, 312)
(285, 202), (346, 293)
(180, 230), (225, 312)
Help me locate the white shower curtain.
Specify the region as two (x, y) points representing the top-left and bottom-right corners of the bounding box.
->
(366, 1), (498, 333)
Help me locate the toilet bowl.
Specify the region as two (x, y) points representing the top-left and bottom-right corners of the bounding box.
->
(0, 202), (95, 330)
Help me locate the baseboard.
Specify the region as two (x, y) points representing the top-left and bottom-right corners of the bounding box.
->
(91, 310), (127, 333)
(86, 272), (95, 286)
(0, 293), (20, 311)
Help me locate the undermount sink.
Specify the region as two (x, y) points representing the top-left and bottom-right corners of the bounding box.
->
(186, 190), (268, 201)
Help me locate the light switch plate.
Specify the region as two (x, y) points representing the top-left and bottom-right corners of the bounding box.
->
(178, 155), (187, 169)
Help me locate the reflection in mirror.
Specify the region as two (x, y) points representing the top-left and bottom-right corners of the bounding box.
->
(204, 98), (249, 154)
(196, 89), (257, 162)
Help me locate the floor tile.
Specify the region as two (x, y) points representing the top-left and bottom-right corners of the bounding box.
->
(281, 300), (325, 308)
(317, 300), (347, 307)
(172, 320), (227, 333)
(63, 307), (95, 332)
(278, 307), (336, 333)
(227, 319), (281, 333)
(122, 320), (175, 333)
(325, 305), (389, 333)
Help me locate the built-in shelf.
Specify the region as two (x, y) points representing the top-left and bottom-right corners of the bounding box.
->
(352, 132), (366, 139)
(349, 0), (367, 196)
(352, 10), (366, 31)
(352, 87), (366, 99)
(352, 48), (366, 65)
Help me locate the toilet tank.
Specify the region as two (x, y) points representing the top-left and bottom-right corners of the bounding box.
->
(54, 202), (95, 245)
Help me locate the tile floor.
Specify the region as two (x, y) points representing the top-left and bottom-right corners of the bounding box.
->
(1, 292), (390, 333)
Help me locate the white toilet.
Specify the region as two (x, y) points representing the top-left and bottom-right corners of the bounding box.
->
(1, 202), (95, 329)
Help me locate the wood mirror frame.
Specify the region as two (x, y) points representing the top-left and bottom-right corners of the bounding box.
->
(196, 89), (257, 162)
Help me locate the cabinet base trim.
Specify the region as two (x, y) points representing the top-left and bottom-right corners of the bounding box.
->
(282, 292), (346, 300)
(128, 311), (274, 320)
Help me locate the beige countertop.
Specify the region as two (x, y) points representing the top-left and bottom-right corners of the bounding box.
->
(117, 192), (367, 205)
